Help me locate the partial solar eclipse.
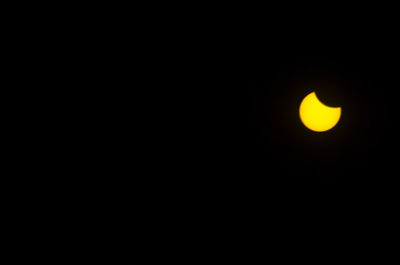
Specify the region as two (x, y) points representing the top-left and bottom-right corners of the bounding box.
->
(299, 92), (341, 132)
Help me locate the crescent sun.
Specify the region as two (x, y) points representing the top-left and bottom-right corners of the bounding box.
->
(299, 92), (342, 132)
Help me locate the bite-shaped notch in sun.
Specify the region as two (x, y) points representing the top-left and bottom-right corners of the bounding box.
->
(299, 92), (341, 132)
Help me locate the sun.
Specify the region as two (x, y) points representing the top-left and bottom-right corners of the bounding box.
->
(299, 92), (341, 132)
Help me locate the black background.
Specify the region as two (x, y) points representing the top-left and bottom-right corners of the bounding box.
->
(118, 9), (400, 256)
(163, 46), (400, 245)
(131, 18), (400, 244)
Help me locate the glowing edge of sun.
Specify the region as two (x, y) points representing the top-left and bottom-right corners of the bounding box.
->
(299, 92), (342, 132)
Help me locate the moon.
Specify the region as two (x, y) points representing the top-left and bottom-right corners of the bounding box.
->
(299, 92), (342, 132)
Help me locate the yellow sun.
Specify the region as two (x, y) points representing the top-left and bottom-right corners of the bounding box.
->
(299, 92), (341, 132)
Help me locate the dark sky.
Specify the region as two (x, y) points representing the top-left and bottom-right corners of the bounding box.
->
(170, 34), (400, 218)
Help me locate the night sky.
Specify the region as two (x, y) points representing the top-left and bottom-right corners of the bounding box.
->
(162, 33), (400, 226)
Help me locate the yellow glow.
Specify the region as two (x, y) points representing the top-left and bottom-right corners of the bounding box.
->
(299, 92), (341, 132)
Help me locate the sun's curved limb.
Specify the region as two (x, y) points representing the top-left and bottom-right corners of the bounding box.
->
(299, 92), (341, 132)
